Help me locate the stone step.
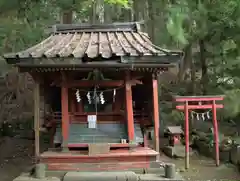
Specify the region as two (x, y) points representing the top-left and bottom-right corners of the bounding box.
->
(63, 171), (138, 181)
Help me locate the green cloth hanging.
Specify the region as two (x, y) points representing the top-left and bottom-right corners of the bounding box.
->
(208, 129), (220, 146)
(84, 104), (94, 112)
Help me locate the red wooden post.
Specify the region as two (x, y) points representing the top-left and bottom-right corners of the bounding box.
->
(76, 90), (83, 113)
(70, 90), (76, 113)
(61, 85), (69, 151)
(184, 101), (189, 169)
(34, 80), (40, 161)
(212, 100), (220, 166)
(152, 79), (160, 160)
(125, 74), (134, 142)
(144, 133), (148, 147)
(77, 100), (83, 113)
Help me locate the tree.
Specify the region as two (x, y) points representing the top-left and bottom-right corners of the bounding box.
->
(165, 0), (240, 118)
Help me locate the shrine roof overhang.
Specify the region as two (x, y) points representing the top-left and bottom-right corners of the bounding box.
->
(16, 62), (175, 73)
(3, 22), (183, 67)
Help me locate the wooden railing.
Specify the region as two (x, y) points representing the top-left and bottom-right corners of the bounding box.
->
(50, 110), (151, 125)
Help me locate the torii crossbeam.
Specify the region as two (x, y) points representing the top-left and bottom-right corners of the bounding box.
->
(174, 95), (224, 169)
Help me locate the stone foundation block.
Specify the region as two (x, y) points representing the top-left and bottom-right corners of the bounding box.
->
(63, 171), (138, 181)
(138, 173), (184, 181)
(230, 145), (240, 165)
(13, 173), (60, 181)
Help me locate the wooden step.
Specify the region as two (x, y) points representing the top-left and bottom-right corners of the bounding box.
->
(41, 154), (156, 163)
(47, 161), (150, 171)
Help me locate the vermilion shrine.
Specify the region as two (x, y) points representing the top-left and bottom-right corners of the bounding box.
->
(174, 95), (224, 169)
(4, 23), (183, 180)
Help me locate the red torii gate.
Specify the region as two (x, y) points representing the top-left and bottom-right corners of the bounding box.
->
(174, 95), (224, 169)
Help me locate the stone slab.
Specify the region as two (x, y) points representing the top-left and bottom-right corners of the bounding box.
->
(13, 173), (60, 181)
(144, 167), (165, 174)
(63, 171), (138, 181)
(138, 173), (184, 181)
(163, 146), (188, 158)
(230, 145), (240, 165)
(150, 161), (165, 168)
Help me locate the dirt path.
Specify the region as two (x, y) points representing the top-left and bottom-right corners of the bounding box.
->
(0, 137), (239, 181)
(0, 137), (33, 181)
(160, 152), (240, 181)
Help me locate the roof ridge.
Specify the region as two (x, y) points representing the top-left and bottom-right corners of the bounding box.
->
(51, 22), (143, 34)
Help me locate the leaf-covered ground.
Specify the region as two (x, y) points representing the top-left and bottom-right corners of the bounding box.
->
(160, 152), (240, 181)
(0, 137), (33, 181)
(0, 137), (239, 181)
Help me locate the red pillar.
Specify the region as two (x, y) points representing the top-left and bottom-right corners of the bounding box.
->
(76, 93), (84, 113)
(125, 74), (134, 142)
(34, 81), (40, 161)
(212, 100), (220, 166)
(184, 101), (189, 169)
(144, 133), (148, 147)
(70, 90), (76, 113)
(152, 78), (160, 160)
(61, 85), (69, 151)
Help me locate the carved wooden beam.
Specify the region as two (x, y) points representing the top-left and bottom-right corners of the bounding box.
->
(50, 80), (125, 87)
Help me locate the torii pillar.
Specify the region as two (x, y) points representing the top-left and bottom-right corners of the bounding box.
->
(174, 95), (224, 169)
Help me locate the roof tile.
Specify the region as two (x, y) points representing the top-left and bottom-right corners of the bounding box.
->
(4, 23), (182, 60)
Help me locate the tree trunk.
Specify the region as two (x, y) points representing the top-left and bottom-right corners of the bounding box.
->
(142, 0), (148, 32)
(61, 10), (73, 24)
(122, 6), (133, 22)
(133, 0), (144, 21)
(104, 3), (112, 23)
(90, 1), (97, 23)
(178, 44), (192, 82)
(199, 39), (207, 94)
(91, 0), (104, 23)
(147, 0), (155, 42)
(96, 0), (104, 23)
(190, 55), (196, 94)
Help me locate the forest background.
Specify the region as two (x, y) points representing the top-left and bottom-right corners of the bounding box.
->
(0, 0), (240, 127)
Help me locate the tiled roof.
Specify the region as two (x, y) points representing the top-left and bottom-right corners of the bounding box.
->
(4, 22), (181, 60)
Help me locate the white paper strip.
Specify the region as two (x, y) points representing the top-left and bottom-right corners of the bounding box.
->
(87, 115), (97, 129)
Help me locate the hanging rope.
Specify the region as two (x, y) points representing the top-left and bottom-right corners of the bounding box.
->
(75, 85), (120, 105)
(72, 85), (124, 93)
(94, 86), (98, 117)
(191, 109), (211, 121)
(75, 89), (81, 103)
